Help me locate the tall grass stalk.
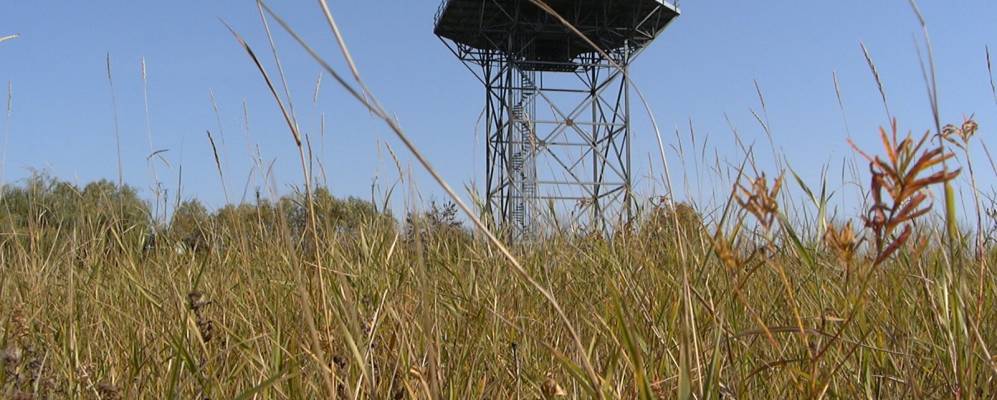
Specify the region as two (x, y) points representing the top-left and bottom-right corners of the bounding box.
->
(224, 21), (341, 398)
(105, 54), (124, 189)
(2, 81), (12, 187)
(261, 1), (608, 395)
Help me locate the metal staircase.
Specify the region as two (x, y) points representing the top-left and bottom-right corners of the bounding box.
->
(508, 69), (538, 236)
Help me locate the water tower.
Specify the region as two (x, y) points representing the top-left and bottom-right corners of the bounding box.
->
(435, 0), (679, 240)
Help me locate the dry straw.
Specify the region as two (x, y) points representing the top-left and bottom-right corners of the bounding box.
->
(247, 1), (609, 396)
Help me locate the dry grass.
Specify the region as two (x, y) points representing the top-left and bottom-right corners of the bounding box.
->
(0, 166), (995, 398)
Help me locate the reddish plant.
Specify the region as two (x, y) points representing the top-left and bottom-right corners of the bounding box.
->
(850, 120), (960, 264)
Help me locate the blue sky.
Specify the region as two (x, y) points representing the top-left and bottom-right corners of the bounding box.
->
(1, 1), (996, 219)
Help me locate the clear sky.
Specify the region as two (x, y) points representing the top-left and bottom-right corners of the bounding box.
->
(1, 1), (996, 219)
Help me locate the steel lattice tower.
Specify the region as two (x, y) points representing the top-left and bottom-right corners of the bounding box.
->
(435, 0), (679, 240)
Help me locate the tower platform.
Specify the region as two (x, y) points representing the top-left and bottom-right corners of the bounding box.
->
(434, 0), (679, 68)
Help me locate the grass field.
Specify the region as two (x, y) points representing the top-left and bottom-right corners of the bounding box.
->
(1, 155), (995, 399)
(3, 2), (997, 399)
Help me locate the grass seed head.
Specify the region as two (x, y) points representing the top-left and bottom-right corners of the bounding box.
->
(735, 172), (784, 231)
(187, 291), (211, 313)
(941, 117), (979, 147)
(187, 291), (215, 342)
(541, 374), (567, 398)
(941, 123), (962, 144)
(824, 220), (859, 265)
(961, 117), (978, 142)
(196, 317), (214, 342)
